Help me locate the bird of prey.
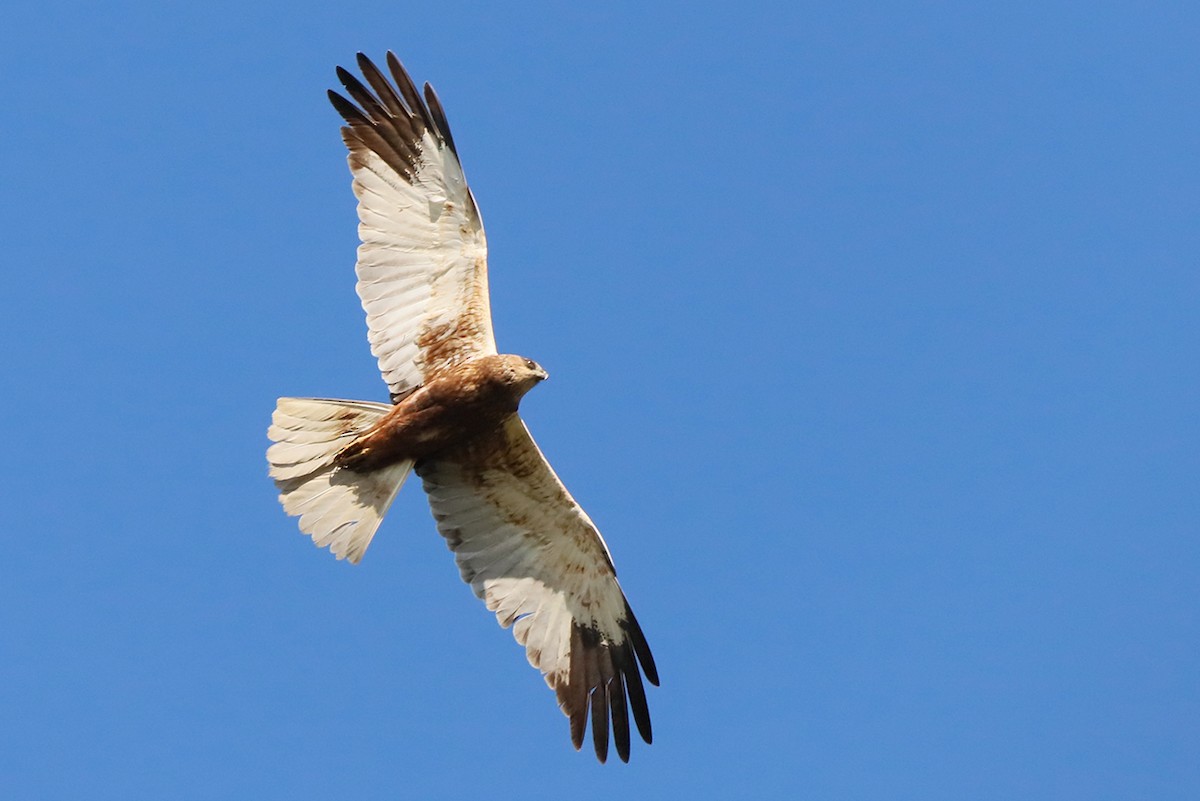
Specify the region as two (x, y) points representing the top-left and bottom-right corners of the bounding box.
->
(266, 53), (658, 763)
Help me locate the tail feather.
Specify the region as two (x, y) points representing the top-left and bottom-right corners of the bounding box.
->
(267, 397), (411, 564)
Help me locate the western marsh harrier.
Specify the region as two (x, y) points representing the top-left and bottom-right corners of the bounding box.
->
(266, 53), (657, 763)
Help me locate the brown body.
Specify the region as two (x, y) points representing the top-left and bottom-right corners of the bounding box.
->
(334, 353), (547, 472)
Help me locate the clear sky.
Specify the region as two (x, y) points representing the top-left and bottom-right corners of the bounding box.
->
(2, 2), (1196, 798)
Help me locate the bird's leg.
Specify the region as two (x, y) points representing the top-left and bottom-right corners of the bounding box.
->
(333, 438), (375, 472)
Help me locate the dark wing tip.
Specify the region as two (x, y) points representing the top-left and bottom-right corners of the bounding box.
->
(386, 52), (436, 131)
(623, 600), (659, 686)
(565, 619), (654, 763)
(609, 671), (631, 762)
(566, 624), (590, 752)
(423, 82), (459, 157)
(618, 642), (653, 745)
(327, 89), (365, 126)
(590, 685), (610, 763)
(328, 53), (452, 183)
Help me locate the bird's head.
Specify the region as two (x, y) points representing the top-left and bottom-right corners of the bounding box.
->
(497, 354), (548, 397)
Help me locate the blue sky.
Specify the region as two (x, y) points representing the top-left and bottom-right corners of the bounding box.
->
(2, 1), (1196, 798)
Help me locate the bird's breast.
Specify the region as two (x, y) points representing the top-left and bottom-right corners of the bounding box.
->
(335, 360), (519, 471)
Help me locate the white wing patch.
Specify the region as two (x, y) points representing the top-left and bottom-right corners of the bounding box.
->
(350, 144), (493, 398)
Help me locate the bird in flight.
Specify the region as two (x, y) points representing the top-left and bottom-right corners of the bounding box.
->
(266, 52), (658, 763)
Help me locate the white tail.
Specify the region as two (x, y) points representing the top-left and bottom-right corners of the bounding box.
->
(267, 397), (411, 564)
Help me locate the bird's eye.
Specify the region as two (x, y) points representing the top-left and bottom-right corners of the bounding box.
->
(525, 359), (536, 369)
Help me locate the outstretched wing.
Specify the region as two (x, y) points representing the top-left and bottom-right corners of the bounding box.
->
(416, 415), (658, 763)
(329, 53), (496, 402)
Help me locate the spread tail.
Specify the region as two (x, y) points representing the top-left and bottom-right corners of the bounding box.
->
(267, 397), (411, 564)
